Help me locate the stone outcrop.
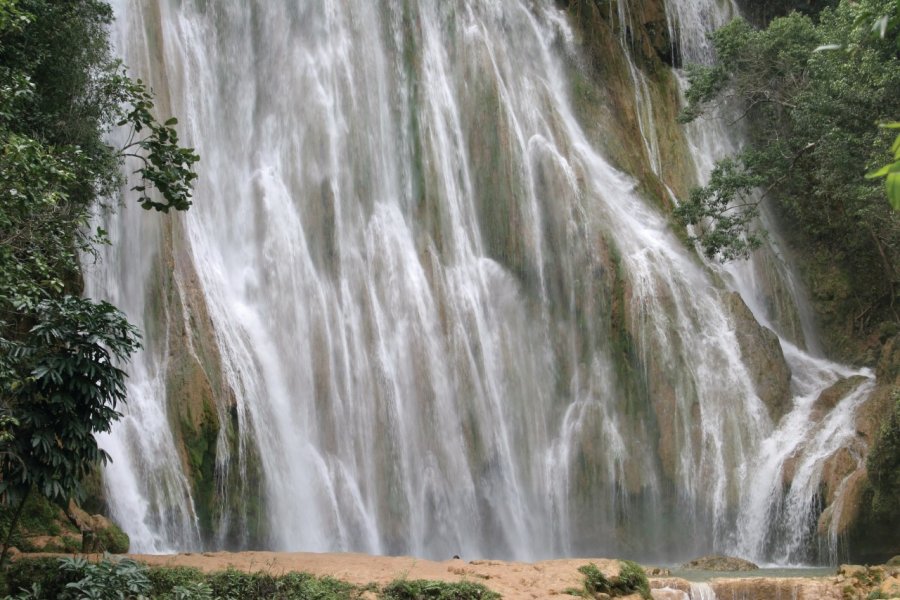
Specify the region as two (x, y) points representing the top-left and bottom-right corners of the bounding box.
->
(679, 554), (759, 572)
(66, 500), (130, 554)
(725, 292), (792, 422)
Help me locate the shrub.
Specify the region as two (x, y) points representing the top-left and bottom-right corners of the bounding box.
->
(2, 556), (365, 599)
(58, 556), (151, 599)
(381, 579), (500, 600)
(170, 581), (214, 600)
(3, 557), (75, 598)
(576, 562), (651, 600)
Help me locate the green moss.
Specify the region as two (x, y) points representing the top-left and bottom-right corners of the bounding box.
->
(846, 389), (900, 563)
(61, 535), (80, 553)
(178, 404), (219, 538)
(95, 521), (129, 554)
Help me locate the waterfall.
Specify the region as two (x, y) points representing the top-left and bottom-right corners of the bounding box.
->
(89, 0), (874, 563)
(688, 583), (717, 600)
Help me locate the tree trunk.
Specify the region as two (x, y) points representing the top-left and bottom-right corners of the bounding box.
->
(0, 487), (31, 568)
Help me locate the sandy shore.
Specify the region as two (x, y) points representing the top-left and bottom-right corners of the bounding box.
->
(129, 552), (627, 599)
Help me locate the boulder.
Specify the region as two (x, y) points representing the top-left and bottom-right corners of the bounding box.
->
(725, 292), (792, 422)
(65, 500), (129, 553)
(680, 555), (759, 571)
(88, 515), (130, 554)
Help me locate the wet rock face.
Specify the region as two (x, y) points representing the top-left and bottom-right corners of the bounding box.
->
(810, 376), (869, 422)
(725, 292), (792, 422)
(680, 554), (759, 571)
(710, 577), (844, 600)
(651, 576), (846, 600)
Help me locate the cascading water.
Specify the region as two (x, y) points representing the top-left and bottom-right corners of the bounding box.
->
(667, 0), (874, 565)
(88, 0), (875, 564)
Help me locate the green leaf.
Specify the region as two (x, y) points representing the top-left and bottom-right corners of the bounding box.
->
(866, 164), (893, 179)
(887, 172), (900, 211)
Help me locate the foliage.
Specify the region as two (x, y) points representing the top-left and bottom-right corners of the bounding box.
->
(674, 158), (765, 259)
(0, 0), (198, 563)
(381, 579), (499, 600)
(676, 0), (900, 340)
(2, 556), (75, 599)
(58, 556), (152, 600)
(205, 569), (360, 600)
(735, 0), (840, 27)
(4, 557), (367, 599)
(574, 562), (651, 600)
(117, 79), (198, 213)
(866, 122), (900, 210)
(169, 582), (213, 600)
(0, 297), (139, 505)
(145, 566), (208, 594)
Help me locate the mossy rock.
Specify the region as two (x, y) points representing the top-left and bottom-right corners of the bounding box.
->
(680, 555), (759, 571)
(75, 514), (130, 554)
(97, 528), (129, 554)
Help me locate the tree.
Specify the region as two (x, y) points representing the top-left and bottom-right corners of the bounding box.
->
(0, 0), (198, 562)
(0, 298), (140, 563)
(675, 0), (900, 339)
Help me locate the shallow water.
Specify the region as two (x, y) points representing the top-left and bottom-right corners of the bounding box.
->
(666, 567), (835, 582)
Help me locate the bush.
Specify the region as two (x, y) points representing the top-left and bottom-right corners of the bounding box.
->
(381, 579), (499, 600)
(147, 565), (206, 595)
(575, 562), (651, 600)
(169, 581), (214, 600)
(4, 558), (364, 599)
(3, 557), (76, 598)
(203, 567), (359, 600)
(58, 556), (151, 599)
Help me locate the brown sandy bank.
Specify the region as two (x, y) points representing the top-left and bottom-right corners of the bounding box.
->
(130, 552), (628, 599)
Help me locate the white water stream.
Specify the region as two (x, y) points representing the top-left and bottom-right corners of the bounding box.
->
(87, 0), (874, 564)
